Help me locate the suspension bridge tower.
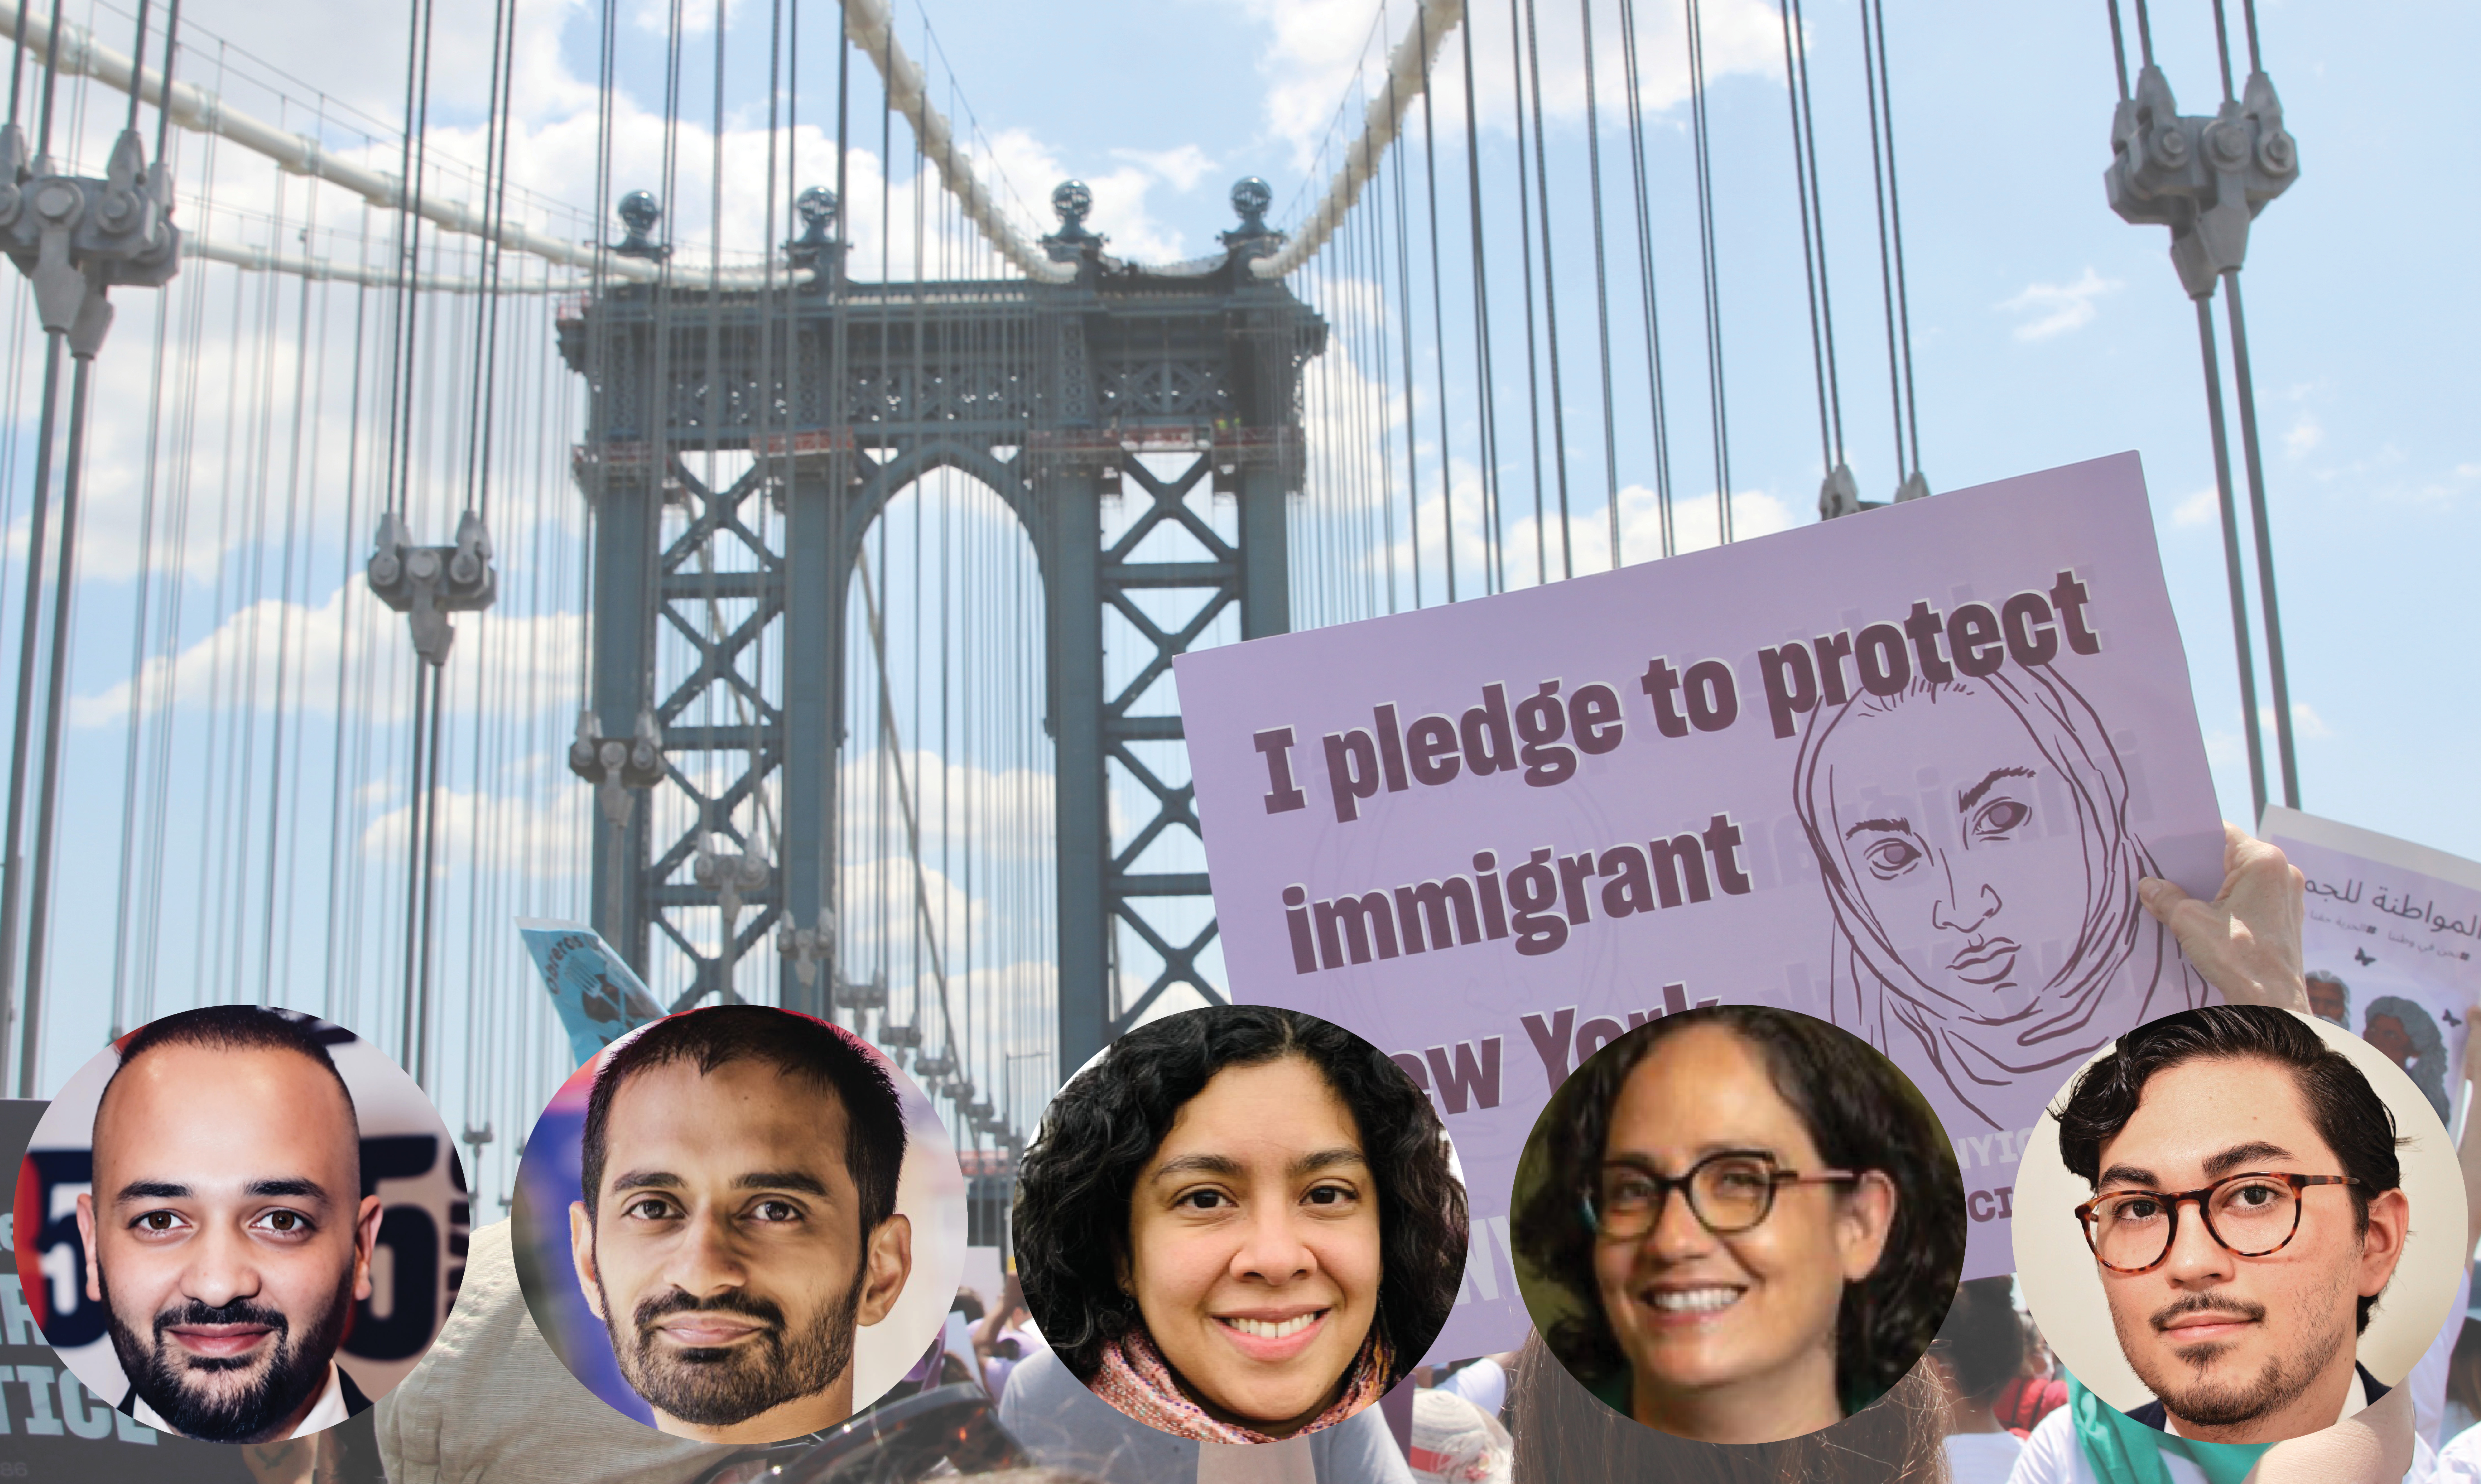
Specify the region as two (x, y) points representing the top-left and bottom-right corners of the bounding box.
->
(559, 177), (1324, 1075)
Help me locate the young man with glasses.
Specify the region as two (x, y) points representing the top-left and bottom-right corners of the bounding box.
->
(2051, 1003), (2411, 1446)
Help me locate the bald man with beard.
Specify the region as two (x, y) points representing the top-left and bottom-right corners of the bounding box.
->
(73, 1007), (384, 1443)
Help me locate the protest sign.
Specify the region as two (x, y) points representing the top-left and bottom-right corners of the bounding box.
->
(2262, 807), (2481, 1134)
(1172, 452), (2225, 1360)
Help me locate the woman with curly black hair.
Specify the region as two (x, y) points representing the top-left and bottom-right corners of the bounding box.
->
(1013, 1005), (1466, 1445)
(1508, 1005), (1964, 1444)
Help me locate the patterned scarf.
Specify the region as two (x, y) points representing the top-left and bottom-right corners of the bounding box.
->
(1089, 1320), (1392, 1444)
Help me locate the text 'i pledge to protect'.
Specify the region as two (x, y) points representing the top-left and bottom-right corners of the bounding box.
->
(1248, 571), (2104, 970)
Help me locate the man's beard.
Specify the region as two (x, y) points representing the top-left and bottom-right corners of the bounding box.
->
(597, 1256), (868, 1429)
(99, 1263), (354, 1443)
(2119, 1290), (2352, 1431)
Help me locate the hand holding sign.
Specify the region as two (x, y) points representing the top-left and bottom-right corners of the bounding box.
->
(2136, 821), (2311, 1013)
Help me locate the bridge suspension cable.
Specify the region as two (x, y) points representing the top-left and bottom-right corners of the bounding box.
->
(838, 0), (1072, 283)
(0, 0), (802, 289)
(1252, 0), (1462, 281)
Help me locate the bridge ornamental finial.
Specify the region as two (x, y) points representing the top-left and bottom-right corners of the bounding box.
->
(1219, 175), (1286, 261)
(1230, 176), (1272, 236)
(793, 186), (839, 246)
(1051, 180), (1093, 229)
(1041, 179), (1105, 262)
(797, 186), (838, 231)
(613, 189), (669, 260)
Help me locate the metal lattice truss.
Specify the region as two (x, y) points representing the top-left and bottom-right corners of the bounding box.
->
(1101, 452), (1234, 1034)
(646, 457), (786, 1010)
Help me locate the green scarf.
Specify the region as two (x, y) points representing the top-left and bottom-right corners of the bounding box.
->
(2067, 1376), (2275, 1484)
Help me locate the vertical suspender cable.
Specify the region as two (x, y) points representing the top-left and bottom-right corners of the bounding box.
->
(1365, 125), (1399, 614)
(1454, 15), (1503, 594)
(257, 212), (320, 1005)
(1776, 0), (1831, 478)
(1788, 0), (1845, 466)
(1386, 53), (1422, 608)
(1520, 0), (1572, 576)
(1616, 0), (1674, 557)
(0, 0), (75, 1089)
(1414, 4), (1455, 602)
(1859, 0), (1910, 482)
(1505, 0), (1546, 584)
(0, 300), (63, 1080)
(1866, 0), (1923, 488)
(1577, 0), (1623, 569)
(829, 0), (851, 1013)
(1683, 0), (1732, 542)
(387, 0), (439, 1074)
(112, 39), (181, 1031)
(18, 320), (94, 1092)
(2210, 0), (2297, 809)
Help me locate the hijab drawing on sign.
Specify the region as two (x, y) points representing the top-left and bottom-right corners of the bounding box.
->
(1792, 664), (2206, 1130)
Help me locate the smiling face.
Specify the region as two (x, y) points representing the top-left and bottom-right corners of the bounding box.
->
(1120, 1055), (1383, 1437)
(570, 1056), (912, 1443)
(2092, 1055), (2408, 1443)
(74, 1044), (382, 1444)
(1591, 1024), (1894, 1443)
(1818, 682), (2093, 1019)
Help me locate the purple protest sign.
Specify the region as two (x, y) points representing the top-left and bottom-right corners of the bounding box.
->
(1172, 452), (2226, 1362)
(2262, 806), (2481, 1134)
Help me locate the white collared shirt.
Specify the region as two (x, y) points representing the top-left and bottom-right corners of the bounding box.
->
(134, 1359), (350, 1440)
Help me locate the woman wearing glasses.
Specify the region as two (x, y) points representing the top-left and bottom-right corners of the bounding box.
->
(1509, 1006), (1965, 1443)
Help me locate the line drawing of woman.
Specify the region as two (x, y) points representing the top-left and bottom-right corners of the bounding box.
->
(2361, 994), (2452, 1128)
(1792, 667), (2206, 1130)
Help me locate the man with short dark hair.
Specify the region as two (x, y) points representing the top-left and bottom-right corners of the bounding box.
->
(74, 1006), (385, 1443)
(2051, 1004), (2411, 1446)
(569, 1004), (914, 1442)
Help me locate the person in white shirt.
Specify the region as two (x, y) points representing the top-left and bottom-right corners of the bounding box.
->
(1928, 1277), (2027, 1481)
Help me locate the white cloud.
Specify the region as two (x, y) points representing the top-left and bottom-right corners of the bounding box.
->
(70, 585), (587, 729)
(2172, 487), (2219, 528)
(1997, 268), (2122, 342)
(1111, 145), (1222, 194)
(1251, 0), (1786, 177)
(837, 748), (1054, 864)
(359, 778), (591, 878)
(2283, 415), (2324, 460)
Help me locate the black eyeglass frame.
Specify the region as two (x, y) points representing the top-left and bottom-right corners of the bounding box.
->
(1580, 1148), (1861, 1241)
(2073, 1171), (2362, 1275)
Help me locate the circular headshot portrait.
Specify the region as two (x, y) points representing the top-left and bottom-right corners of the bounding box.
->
(1013, 1005), (1467, 1445)
(12, 1005), (464, 1444)
(2014, 1003), (2465, 1446)
(1509, 1005), (1967, 1444)
(510, 1003), (966, 1444)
